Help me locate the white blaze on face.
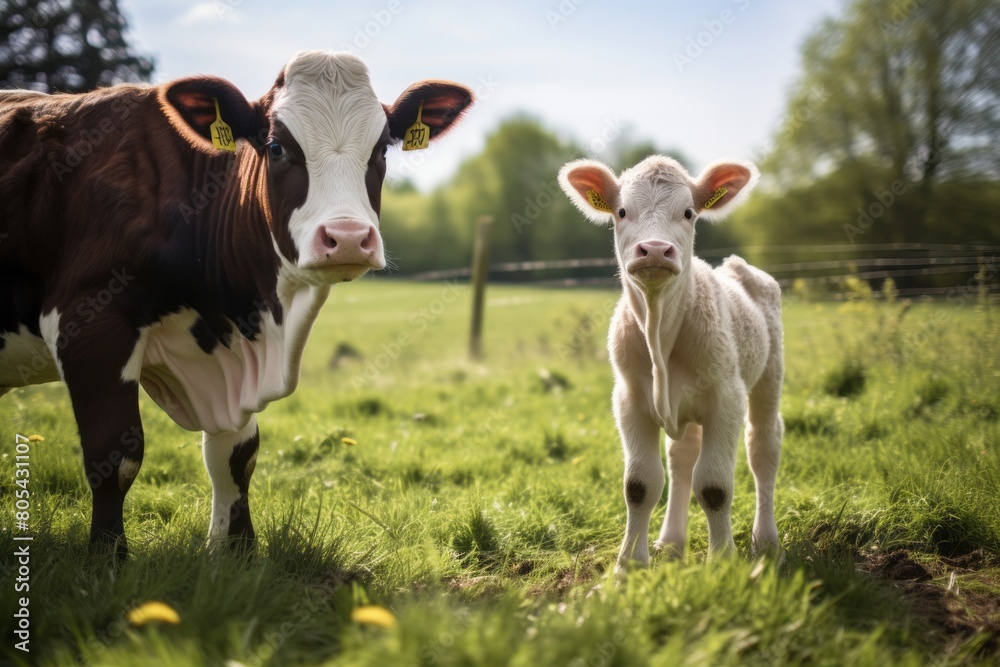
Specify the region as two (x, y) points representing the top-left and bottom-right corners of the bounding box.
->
(615, 158), (698, 275)
(271, 51), (388, 277)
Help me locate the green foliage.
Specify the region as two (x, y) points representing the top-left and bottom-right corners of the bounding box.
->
(765, 0), (997, 187)
(730, 0), (1000, 280)
(1, 283), (998, 665)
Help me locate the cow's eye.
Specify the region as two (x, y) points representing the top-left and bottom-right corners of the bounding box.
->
(267, 141), (285, 159)
(618, 208), (626, 219)
(684, 207), (695, 220)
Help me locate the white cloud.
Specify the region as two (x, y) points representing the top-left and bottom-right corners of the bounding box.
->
(178, 2), (242, 27)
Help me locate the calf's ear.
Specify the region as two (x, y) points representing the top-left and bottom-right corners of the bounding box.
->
(692, 160), (758, 220)
(558, 159), (620, 224)
(386, 81), (474, 143)
(159, 76), (263, 154)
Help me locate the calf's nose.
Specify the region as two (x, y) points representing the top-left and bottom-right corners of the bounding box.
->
(636, 240), (677, 261)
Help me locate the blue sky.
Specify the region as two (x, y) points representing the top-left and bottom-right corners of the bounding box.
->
(122, 0), (843, 189)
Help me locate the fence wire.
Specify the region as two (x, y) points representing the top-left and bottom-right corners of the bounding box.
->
(407, 244), (1000, 300)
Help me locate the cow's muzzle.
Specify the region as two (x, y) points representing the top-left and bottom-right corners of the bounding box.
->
(302, 219), (385, 281)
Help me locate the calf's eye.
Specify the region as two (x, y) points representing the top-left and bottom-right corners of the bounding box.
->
(618, 208), (626, 219)
(684, 207), (695, 220)
(268, 141), (285, 159)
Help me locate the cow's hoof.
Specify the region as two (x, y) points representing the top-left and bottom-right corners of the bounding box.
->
(229, 534), (258, 561)
(89, 534), (128, 563)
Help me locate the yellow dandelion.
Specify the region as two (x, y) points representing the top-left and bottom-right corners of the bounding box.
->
(571, 455), (585, 466)
(28, 434), (44, 442)
(341, 437), (357, 446)
(351, 605), (396, 628)
(126, 601), (181, 627)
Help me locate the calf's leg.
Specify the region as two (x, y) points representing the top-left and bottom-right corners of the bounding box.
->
(203, 415), (259, 551)
(746, 372), (783, 555)
(694, 404), (744, 557)
(613, 385), (664, 568)
(655, 422), (701, 557)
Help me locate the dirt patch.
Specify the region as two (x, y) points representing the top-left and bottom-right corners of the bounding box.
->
(857, 549), (1000, 656)
(940, 549), (992, 571)
(861, 549), (933, 582)
(512, 560), (535, 577)
(525, 567), (589, 597)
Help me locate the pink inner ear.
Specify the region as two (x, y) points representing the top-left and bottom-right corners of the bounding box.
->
(697, 163), (752, 209)
(173, 91), (217, 128)
(386, 81), (473, 141)
(706, 164), (751, 192)
(420, 94), (468, 122)
(568, 166), (615, 201)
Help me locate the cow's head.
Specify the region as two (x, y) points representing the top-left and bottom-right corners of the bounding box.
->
(159, 51), (473, 283)
(558, 155), (757, 290)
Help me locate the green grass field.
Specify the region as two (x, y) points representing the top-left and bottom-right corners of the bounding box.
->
(2, 279), (998, 666)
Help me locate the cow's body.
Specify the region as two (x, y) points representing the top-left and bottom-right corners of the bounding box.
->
(0, 84), (308, 433)
(559, 155), (783, 567)
(0, 51), (472, 557)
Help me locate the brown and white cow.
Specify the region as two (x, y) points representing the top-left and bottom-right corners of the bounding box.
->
(0, 51), (472, 558)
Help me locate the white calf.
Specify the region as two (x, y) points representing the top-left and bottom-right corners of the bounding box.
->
(558, 155), (783, 566)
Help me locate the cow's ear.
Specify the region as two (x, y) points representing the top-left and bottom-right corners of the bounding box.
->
(385, 81), (473, 143)
(159, 76), (263, 154)
(558, 159), (620, 225)
(692, 160), (758, 220)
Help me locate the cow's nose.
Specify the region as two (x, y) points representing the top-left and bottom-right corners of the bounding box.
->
(636, 240), (677, 261)
(316, 221), (379, 265)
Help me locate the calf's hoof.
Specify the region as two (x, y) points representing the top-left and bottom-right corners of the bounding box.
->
(613, 556), (649, 582)
(705, 541), (738, 562)
(652, 540), (684, 561)
(751, 542), (785, 567)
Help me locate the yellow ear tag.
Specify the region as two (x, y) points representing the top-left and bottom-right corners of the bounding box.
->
(703, 186), (728, 209)
(402, 101), (430, 151)
(210, 98), (236, 152)
(586, 188), (613, 213)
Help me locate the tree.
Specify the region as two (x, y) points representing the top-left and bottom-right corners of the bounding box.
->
(0, 0), (153, 93)
(732, 0), (1000, 273)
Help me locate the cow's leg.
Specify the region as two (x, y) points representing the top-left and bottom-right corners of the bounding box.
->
(614, 384), (665, 568)
(654, 422), (702, 558)
(746, 368), (783, 555)
(43, 306), (145, 560)
(203, 415), (259, 551)
(694, 400), (745, 557)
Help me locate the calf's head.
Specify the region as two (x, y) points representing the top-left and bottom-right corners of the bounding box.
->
(558, 155), (757, 290)
(159, 51), (472, 283)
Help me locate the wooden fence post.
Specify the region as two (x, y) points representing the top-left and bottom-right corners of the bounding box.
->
(469, 215), (493, 359)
